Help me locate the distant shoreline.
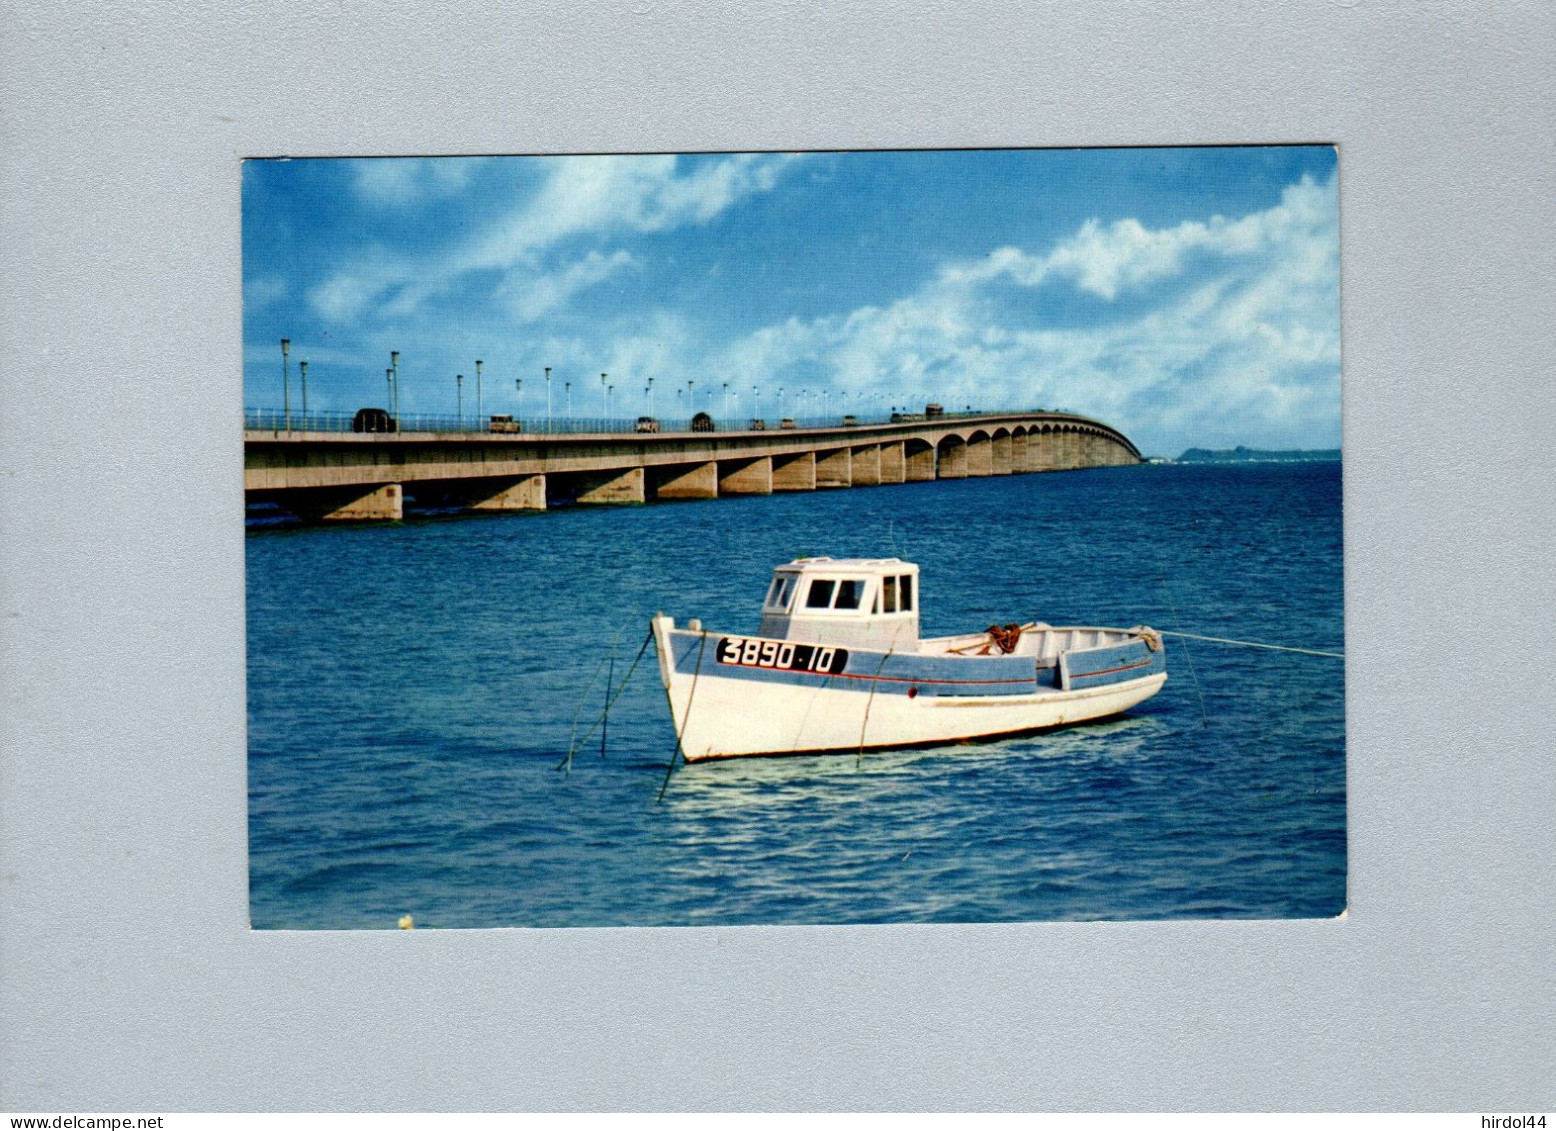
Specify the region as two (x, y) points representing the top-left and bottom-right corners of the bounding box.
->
(1174, 446), (1341, 464)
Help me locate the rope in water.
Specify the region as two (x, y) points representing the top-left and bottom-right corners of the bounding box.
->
(555, 625), (657, 772)
(1156, 630), (1343, 659)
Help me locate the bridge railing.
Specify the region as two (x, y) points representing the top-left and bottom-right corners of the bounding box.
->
(242, 407), (1069, 435)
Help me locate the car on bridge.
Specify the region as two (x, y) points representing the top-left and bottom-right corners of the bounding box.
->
(691, 412), (715, 432)
(488, 414), (521, 433)
(352, 407), (397, 433)
(636, 416), (660, 433)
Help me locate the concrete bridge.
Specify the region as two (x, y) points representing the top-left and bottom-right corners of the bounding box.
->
(244, 411), (1142, 521)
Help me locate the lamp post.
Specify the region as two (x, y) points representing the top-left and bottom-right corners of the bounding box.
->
(647, 376), (654, 417)
(600, 372), (608, 420)
(280, 338), (291, 431)
(456, 373), (463, 425)
(545, 366), (552, 431)
(565, 381), (572, 418)
(390, 351), (400, 420)
(515, 377), (522, 418)
(607, 384), (615, 424)
(299, 360), (308, 423)
(386, 368), (394, 414)
(722, 382), (729, 420)
(687, 379), (694, 422)
(475, 359), (483, 424)
(752, 384), (758, 420)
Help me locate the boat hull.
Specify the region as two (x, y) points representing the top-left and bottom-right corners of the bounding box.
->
(652, 617), (1167, 762)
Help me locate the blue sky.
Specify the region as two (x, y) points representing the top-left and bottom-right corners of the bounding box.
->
(242, 146), (1340, 455)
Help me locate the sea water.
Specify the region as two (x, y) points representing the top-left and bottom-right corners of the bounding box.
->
(247, 463), (1345, 928)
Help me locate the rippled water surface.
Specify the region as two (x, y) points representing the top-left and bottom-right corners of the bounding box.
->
(247, 463), (1345, 927)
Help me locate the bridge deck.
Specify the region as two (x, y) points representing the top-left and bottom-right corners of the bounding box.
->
(244, 412), (1141, 520)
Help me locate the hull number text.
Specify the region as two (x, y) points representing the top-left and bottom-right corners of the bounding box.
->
(717, 636), (849, 675)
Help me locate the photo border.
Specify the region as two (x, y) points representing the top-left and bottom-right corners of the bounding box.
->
(2, 1), (1552, 1110)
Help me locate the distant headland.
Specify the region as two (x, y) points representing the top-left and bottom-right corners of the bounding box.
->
(1176, 445), (1342, 464)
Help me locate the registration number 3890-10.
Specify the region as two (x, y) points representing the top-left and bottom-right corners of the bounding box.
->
(716, 636), (849, 675)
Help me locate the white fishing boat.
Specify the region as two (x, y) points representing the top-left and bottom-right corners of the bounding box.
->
(651, 557), (1167, 762)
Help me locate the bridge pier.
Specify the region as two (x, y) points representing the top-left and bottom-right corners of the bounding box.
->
(1029, 431), (1056, 471)
(850, 444), (882, 486)
(557, 467), (645, 505)
(277, 483), (403, 522)
(992, 433), (1013, 475)
(937, 440), (967, 479)
(772, 452), (816, 492)
(461, 474), (546, 511)
(650, 461), (718, 500)
(905, 441), (936, 482)
(718, 456), (773, 494)
(1011, 431), (1029, 473)
(815, 448), (851, 488)
(966, 436), (993, 476)
(878, 441), (906, 483)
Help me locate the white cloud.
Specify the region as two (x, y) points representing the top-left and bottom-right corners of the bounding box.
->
(707, 174), (1341, 449)
(351, 158), (487, 207)
(313, 154), (802, 324)
(463, 153), (801, 273)
(501, 249), (636, 322)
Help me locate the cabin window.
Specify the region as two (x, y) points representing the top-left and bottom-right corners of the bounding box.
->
(899, 574), (914, 612)
(834, 579), (865, 610)
(765, 575), (797, 610)
(805, 579), (836, 608)
(881, 575), (897, 613)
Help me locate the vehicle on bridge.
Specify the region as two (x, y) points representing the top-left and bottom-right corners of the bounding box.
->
(841, 414), (858, 427)
(636, 416), (660, 433)
(691, 411), (715, 433)
(779, 417), (796, 429)
(488, 414), (521, 433)
(652, 557), (1167, 761)
(352, 407), (397, 433)
(748, 418), (767, 431)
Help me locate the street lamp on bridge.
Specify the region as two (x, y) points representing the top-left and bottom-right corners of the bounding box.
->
(280, 338), (291, 431)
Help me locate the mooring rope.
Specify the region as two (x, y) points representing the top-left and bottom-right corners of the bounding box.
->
(557, 622), (627, 773)
(657, 631), (707, 803)
(556, 624), (655, 772)
(1156, 630), (1343, 659)
(1159, 577), (1210, 729)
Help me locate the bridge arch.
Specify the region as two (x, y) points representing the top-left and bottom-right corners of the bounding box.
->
(936, 433), (968, 479)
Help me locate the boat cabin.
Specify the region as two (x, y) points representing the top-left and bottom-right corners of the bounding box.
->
(756, 558), (921, 651)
